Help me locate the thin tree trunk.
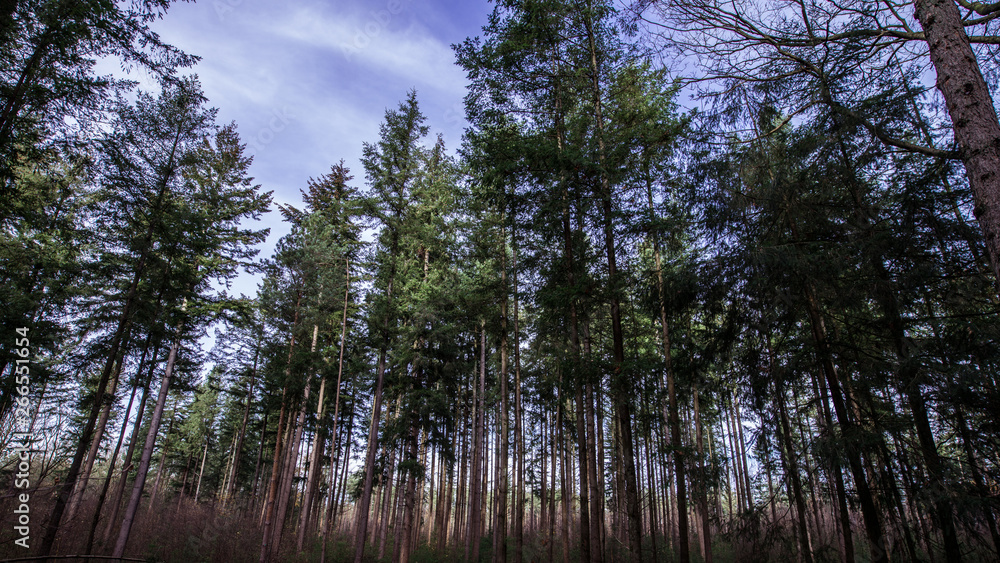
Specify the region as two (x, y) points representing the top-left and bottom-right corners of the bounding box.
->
(353, 268), (394, 563)
(693, 385), (712, 563)
(643, 413), (659, 563)
(581, 5), (642, 558)
(112, 320), (185, 558)
(260, 291), (301, 563)
(802, 281), (886, 563)
(513, 243), (525, 563)
(84, 343), (145, 555)
(67, 341), (127, 524)
(321, 259), (351, 553)
(645, 143), (688, 563)
(298, 323), (328, 551)
(813, 369), (855, 563)
(227, 339), (260, 502)
(102, 349), (157, 544)
(773, 378), (813, 563)
(558, 396), (570, 563)
(467, 324), (487, 563)
(496, 253), (510, 563)
(41, 122), (183, 559)
(194, 440), (209, 502)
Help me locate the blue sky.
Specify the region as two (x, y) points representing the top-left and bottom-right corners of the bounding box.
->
(144, 0), (494, 297)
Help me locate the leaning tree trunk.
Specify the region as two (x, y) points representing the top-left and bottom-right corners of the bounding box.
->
(112, 319), (184, 558)
(102, 342), (157, 544)
(66, 338), (127, 524)
(40, 124), (184, 558)
(84, 340), (147, 555)
(914, 0), (1000, 285)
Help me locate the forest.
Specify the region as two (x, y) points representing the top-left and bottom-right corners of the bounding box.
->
(2, 0), (1000, 562)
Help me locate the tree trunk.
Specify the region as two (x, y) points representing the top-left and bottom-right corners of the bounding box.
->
(774, 379), (813, 563)
(321, 259), (351, 545)
(558, 396), (570, 563)
(466, 324), (487, 563)
(84, 342), (145, 555)
(693, 386), (713, 563)
(800, 287), (887, 563)
(41, 118), (184, 558)
(102, 342), (158, 544)
(67, 341), (126, 524)
(582, 3), (643, 554)
(194, 440), (209, 502)
(298, 324), (329, 551)
(496, 256), (510, 563)
(353, 271), (394, 563)
(112, 321), (184, 558)
(227, 340), (260, 503)
(914, 0), (1000, 284)
(260, 291), (301, 563)
(513, 243), (525, 563)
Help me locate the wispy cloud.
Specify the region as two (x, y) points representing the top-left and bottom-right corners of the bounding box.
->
(270, 4), (468, 96)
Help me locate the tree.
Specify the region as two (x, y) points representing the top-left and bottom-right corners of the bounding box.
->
(0, 0), (196, 199)
(352, 90), (430, 563)
(107, 80), (270, 558)
(640, 0), (1000, 285)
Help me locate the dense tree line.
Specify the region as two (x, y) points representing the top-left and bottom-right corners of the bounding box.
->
(2, 0), (1000, 562)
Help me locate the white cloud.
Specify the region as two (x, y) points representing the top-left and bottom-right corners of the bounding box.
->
(270, 5), (468, 96)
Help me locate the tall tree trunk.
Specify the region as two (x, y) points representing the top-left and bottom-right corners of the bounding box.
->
(693, 386), (713, 563)
(298, 324), (329, 551)
(558, 396), (570, 563)
(467, 324), (487, 563)
(812, 370), (855, 563)
(102, 341), (158, 544)
(112, 319), (185, 558)
(272, 365), (311, 555)
(399, 423), (421, 563)
(548, 410), (556, 563)
(321, 259), (351, 556)
(581, 4), (642, 557)
(260, 290), (301, 563)
(353, 270), (394, 563)
(799, 287), (887, 563)
(84, 339), (146, 555)
(495, 249), (510, 563)
(586, 382), (603, 563)
(454, 395), (470, 552)
(643, 413), (659, 563)
(67, 339), (127, 524)
(645, 142), (688, 563)
(227, 340), (260, 503)
(377, 408), (400, 559)
(913, 0), (1000, 284)
(513, 243), (525, 563)
(41, 120), (184, 559)
(773, 378), (813, 563)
